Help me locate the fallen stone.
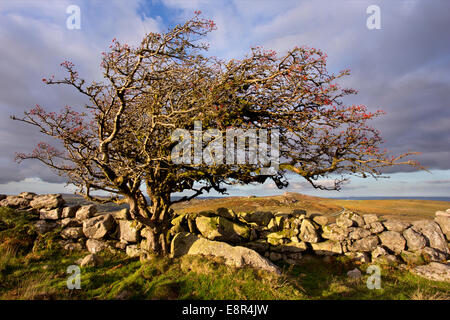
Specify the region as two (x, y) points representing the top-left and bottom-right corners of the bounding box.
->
(79, 254), (103, 267)
(171, 232), (280, 274)
(86, 239), (111, 254)
(410, 262), (450, 282)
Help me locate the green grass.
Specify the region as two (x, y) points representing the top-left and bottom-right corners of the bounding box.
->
(0, 206), (449, 300)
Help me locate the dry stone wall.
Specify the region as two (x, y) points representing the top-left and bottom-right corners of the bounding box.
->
(1, 193), (449, 271)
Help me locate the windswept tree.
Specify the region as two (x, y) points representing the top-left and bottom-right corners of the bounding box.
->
(12, 13), (420, 255)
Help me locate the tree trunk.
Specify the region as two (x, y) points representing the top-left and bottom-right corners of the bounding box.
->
(127, 194), (172, 256)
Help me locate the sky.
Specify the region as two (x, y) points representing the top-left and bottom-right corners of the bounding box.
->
(0, 0), (449, 198)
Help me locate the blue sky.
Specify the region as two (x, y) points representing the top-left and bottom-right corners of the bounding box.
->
(0, 0), (449, 198)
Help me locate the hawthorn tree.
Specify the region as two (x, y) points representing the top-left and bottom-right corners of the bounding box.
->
(12, 13), (420, 255)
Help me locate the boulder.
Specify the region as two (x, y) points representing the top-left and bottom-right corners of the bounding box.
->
(170, 232), (280, 274)
(216, 207), (237, 220)
(378, 231), (406, 253)
(75, 205), (97, 221)
(311, 215), (328, 226)
(39, 208), (62, 220)
(434, 216), (450, 240)
(348, 227), (371, 240)
(345, 212), (365, 227)
(363, 214), (378, 224)
(368, 222), (385, 234)
(86, 239), (111, 254)
(30, 194), (65, 210)
(118, 220), (140, 243)
(61, 206), (80, 219)
(241, 211), (273, 226)
(311, 240), (342, 255)
(61, 227), (84, 240)
(321, 224), (349, 242)
(336, 215), (354, 228)
(195, 216), (250, 243)
(403, 228), (426, 251)
(0, 196), (30, 209)
(0, 194), (6, 201)
(349, 235), (379, 252)
(382, 220), (411, 232)
(411, 262), (450, 282)
(79, 254), (103, 267)
(18, 192), (36, 200)
(435, 210), (450, 217)
(411, 220), (449, 254)
(299, 218), (320, 243)
(82, 214), (116, 239)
